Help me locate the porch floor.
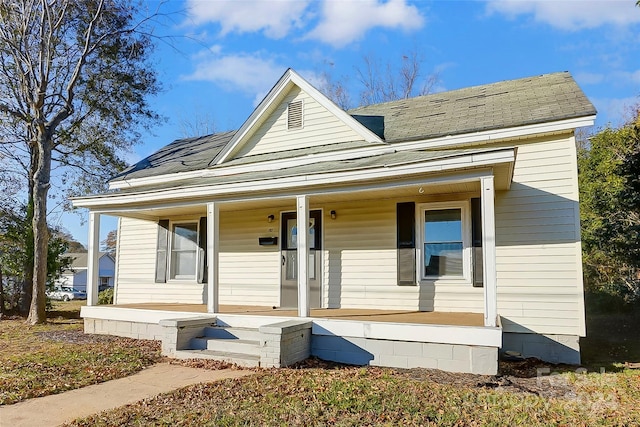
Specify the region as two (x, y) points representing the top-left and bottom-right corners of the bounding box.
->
(110, 303), (484, 327)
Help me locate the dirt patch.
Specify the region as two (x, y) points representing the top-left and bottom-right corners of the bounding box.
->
(292, 357), (578, 399)
(35, 330), (121, 345)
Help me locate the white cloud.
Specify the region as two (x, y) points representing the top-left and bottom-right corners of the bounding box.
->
(183, 52), (286, 104)
(306, 0), (425, 47)
(185, 0), (310, 39)
(485, 0), (640, 30)
(591, 96), (639, 127)
(574, 71), (605, 85)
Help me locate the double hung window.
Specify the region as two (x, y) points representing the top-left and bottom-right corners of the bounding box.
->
(170, 223), (198, 280)
(421, 201), (470, 281)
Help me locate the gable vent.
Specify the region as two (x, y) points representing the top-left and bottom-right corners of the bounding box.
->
(287, 100), (303, 130)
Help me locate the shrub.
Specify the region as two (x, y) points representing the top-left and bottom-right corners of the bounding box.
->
(98, 288), (114, 305)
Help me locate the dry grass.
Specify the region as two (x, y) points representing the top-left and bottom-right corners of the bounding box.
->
(66, 364), (640, 426)
(3, 300), (640, 426)
(0, 300), (162, 405)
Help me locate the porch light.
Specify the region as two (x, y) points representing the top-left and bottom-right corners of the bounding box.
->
(330, 210), (337, 220)
(267, 214), (275, 223)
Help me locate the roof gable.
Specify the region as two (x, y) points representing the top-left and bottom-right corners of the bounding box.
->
(214, 69), (383, 164)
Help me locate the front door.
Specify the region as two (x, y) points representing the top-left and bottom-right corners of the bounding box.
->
(280, 210), (322, 309)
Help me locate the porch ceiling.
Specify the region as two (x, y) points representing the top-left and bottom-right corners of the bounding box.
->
(112, 303), (485, 327)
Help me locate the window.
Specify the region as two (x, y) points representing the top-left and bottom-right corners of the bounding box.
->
(421, 201), (470, 280)
(170, 222), (198, 280)
(99, 277), (110, 287)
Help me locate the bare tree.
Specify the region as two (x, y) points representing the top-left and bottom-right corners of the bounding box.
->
(0, 0), (163, 323)
(317, 71), (352, 110)
(356, 50), (439, 106)
(178, 112), (216, 138)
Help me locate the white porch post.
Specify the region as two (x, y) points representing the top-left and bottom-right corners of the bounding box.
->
(480, 176), (498, 327)
(296, 195), (310, 317)
(207, 202), (220, 313)
(86, 211), (100, 306)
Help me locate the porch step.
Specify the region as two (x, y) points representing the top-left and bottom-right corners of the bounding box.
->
(173, 349), (260, 367)
(191, 337), (261, 356)
(202, 326), (262, 341)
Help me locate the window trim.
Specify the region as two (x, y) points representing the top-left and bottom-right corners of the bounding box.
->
(418, 200), (472, 283)
(168, 220), (200, 281)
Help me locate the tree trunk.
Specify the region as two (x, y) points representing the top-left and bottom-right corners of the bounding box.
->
(20, 148), (37, 316)
(26, 132), (52, 325)
(0, 265), (4, 318)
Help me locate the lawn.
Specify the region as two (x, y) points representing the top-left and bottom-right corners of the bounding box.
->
(2, 300), (639, 426)
(66, 362), (639, 426)
(0, 300), (161, 405)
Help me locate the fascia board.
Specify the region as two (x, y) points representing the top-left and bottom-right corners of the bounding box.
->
(108, 116), (592, 191)
(73, 149), (515, 209)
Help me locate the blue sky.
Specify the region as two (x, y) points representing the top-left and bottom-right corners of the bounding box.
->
(59, 0), (640, 245)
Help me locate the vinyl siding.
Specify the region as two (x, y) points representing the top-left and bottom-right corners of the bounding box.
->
(115, 217), (205, 304)
(426, 135), (585, 337)
(495, 135), (585, 336)
(218, 208), (280, 306)
(323, 200), (419, 310)
(234, 86), (363, 158)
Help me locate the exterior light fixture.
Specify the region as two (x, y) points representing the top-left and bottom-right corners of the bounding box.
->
(330, 210), (337, 220)
(267, 214), (275, 223)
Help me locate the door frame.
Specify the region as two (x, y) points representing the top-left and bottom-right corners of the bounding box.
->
(279, 209), (323, 309)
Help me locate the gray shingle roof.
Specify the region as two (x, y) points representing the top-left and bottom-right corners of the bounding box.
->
(348, 72), (596, 143)
(111, 72), (594, 183)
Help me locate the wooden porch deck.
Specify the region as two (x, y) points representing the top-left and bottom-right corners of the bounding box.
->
(112, 303), (484, 327)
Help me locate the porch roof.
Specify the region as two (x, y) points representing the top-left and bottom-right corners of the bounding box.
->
(72, 146), (515, 210)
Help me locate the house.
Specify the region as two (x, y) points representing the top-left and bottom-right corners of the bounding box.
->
(56, 252), (115, 292)
(72, 70), (595, 374)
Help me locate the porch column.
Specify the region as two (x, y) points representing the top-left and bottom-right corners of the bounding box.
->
(206, 202), (220, 313)
(296, 195), (310, 317)
(480, 176), (498, 327)
(86, 211), (100, 306)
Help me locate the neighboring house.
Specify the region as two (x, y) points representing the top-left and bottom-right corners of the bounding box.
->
(72, 70), (596, 374)
(56, 252), (115, 292)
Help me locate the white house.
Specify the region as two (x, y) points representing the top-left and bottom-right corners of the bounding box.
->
(56, 252), (115, 292)
(72, 70), (595, 374)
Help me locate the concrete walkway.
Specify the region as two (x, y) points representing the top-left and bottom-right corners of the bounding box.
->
(0, 363), (252, 427)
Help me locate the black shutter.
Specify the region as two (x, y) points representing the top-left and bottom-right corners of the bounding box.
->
(471, 198), (484, 287)
(397, 202), (416, 285)
(155, 220), (169, 283)
(197, 216), (207, 284)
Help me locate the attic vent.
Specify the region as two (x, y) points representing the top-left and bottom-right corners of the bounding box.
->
(287, 100), (303, 130)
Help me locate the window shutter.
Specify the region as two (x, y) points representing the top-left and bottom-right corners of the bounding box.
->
(397, 202), (416, 285)
(155, 220), (169, 283)
(197, 216), (207, 284)
(471, 198), (483, 287)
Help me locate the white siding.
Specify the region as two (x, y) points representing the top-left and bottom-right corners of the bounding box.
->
(218, 208), (281, 306)
(115, 217), (205, 304)
(233, 87), (363, 158)
(495, 135), (585, 336)
(323, 200), (419, 310)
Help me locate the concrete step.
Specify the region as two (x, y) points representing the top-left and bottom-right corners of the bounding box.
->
(202, 326), (262, 341)
(191, 337), (261, 356)
(174, 349), (260, 367)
